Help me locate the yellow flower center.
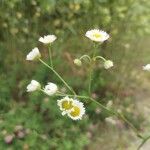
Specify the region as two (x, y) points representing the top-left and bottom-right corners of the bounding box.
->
(70, 106), (80, 117)
(62, 100), (73, 110)
(93, 33), (101, 38)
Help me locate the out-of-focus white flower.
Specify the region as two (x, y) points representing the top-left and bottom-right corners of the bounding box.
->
(57, 96), (74, 115)
(104, 60), (113, 69)
(143, 64), (150, 71)
(68, 100), (85, 120)
(27, 80), (41, 92)
(39, 35), (57, 44)
(85, 29), (109, 42)
(106, 100), (113, 108)
(105, 117), (116, 125)
(43, 82), (58, 96)
(74, 59), (82, 66)
(26, 47), (41, 61)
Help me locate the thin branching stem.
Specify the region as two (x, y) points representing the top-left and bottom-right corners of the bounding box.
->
(118, 113), (143, 139)
(94, 56), (106, 62)
(88, 43), (98, 96)
(88, 63), (93, 96)
(39, 58), (76, 95)
(48, 45), (53, 68)
(137, 135), (150, 150)
(79, 55), (91, 62)
(52, 92), (142, 138)
(39, 42), (144, 146)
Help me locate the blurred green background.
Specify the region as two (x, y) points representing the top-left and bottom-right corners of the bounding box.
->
(0, 0), (150, 149)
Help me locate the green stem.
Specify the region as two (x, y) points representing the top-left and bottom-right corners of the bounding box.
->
(56, 92), (142, 138)
(118, 113), (142, 138)
(39, 58), (76, 95)
(137, 135), (150, 150)
(88, 43), (98, 96)
(79, 55), (91, 62)
(94, 56), (106, 62)
(56, 91), (90, 100)
(48, 45), (53, 68)
(88, 63), (93, 96)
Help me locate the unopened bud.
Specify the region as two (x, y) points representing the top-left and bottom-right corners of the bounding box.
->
(106, 100), (113, 108)
(74, 59), (82, 66)
(104, 60), (113, 69)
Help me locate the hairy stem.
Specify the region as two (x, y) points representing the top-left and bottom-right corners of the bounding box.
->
(48, 45), (53, 68)
(88, 43), (98, 96)
(39, 59), (76, 95)
(88, 63), (93, 96)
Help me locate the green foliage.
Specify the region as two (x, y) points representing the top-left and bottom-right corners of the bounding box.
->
(0, 0), (149, 149)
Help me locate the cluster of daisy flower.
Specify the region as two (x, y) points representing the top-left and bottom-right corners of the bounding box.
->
(57, 96), (85, 120)
(26, 34), (86, 120)
(26, 29), (114, 121)
(27, 80), (58, 96)
(26, 35), (57, 61)
(26, 80), (85, 120)
(74, 29), (113, 69)
(24, 28), (150, 149)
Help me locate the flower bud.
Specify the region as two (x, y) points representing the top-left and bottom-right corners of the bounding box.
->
(74, 59), (82, 66)
(44, 82), (58, 96)
(105, 117), (116, 125)
(104, 60), (113, 69)
(106, 100), (113, 108)
(26, 80), (41, 92)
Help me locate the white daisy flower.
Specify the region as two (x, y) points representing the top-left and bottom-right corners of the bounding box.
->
(85, 29), (109, 42)
(27, 80), (41, 92)
(143, 64), (150, 71)
(43, 82), (58, 96)
(104, 60), (113, 69)
(26, 47), (41, 61)
(57, 96), (74, 115)
(68, 100), (85, 120)
(39, 35), (57, 44)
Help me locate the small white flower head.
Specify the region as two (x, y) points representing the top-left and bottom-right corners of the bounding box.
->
(57, 96), (74, 115)
(104, 60), (113, 69)
(39, 35), (57, 44)
(85, 29), (109, 42)
(43, 82), (58, 96)
(105, 117), (116, 125)
(143, 64), (150, 71)
(74, 59), (82, 66)
(27, 80), (41, 92)
(26, 47), (41, 61)
(68, 100), (85, 120)
(106, 100), (113, 108)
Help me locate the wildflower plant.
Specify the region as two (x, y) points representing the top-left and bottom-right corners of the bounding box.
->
(26, 30), (148, 147)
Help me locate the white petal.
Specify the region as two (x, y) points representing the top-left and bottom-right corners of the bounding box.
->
(43, 82), (58, 96)
(27, 80), (40, 92)
(38, 35), (57, 44)
(26, 47), (41, 61)
(85, 29), (109, 42)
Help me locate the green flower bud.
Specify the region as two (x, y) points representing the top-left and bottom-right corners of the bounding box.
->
(104, 60), (113, 69)
(74, 59), (82, 66)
